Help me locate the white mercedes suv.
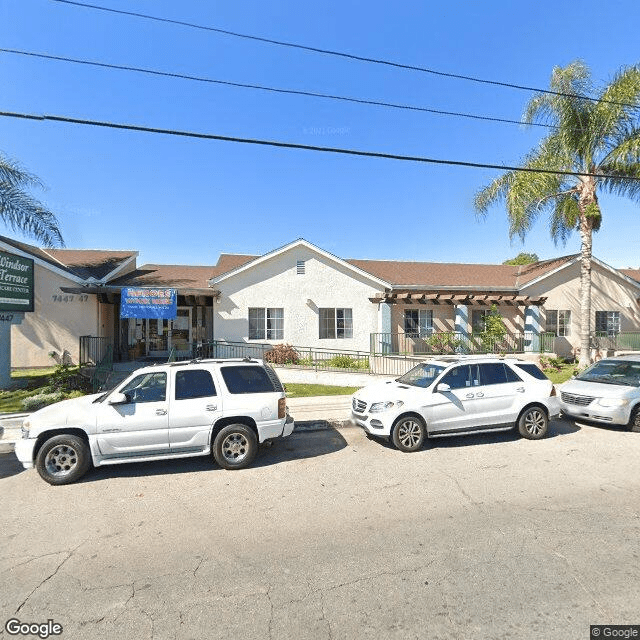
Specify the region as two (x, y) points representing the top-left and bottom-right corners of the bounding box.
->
(15, 358), (294, 485)
(352, 356), (559, 452)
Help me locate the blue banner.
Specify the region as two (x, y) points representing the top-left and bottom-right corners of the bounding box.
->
(120, 287), (177, 319)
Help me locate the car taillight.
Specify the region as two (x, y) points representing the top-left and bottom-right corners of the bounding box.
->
(278, 397), (286, 418)
(550, 385), (557, 396)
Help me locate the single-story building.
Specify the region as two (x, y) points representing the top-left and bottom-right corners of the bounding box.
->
(4, 235), (640, 368)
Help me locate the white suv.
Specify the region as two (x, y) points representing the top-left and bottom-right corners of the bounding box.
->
(352, 356), (559, 451)
(15, 358), (294, 485)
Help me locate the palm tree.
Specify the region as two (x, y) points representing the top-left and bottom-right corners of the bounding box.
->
(0, 152), (64, 247)
(475, 61), (640, 368)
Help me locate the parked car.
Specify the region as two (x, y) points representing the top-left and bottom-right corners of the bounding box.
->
(15, 358), (294, 485)
(559, 355), (640, 431)
(351, 356), (559, 451)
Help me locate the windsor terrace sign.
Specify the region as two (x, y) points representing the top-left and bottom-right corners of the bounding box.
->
(120, 287), (177, 319)
(0, 250), (34, 312)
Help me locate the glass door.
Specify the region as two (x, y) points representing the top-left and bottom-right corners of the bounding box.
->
(147, 318), (169, 356)
(169, 307), (192, 357)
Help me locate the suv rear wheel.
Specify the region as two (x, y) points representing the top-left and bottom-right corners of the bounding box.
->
(392, 416), (426, 452)
(628, 407), (640, 433)
(518, 406), (548, 440)
(213, 424), (258, 470)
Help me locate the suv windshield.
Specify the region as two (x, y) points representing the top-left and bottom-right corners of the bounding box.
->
(397, 363), (447, 388)
(576, 360), (640, 387)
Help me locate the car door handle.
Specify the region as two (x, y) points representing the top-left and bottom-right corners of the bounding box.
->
(465, 393), (474, 399)
(476, 392), (484, 398)
(156, 409), (167, 415)
(206, 404), (218, 411)
(516, 387), (526, 393)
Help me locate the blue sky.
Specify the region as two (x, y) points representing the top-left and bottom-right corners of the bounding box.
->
(1, 0), (639, 268)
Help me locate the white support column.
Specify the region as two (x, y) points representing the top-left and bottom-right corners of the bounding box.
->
(377, 302), (392, 353)
(455, 304), (469, 340)
(0, 313), (24, 389)
(524, 305), (542, 352)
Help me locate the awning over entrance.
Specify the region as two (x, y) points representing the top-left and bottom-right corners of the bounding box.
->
(369, 292), (547, 306)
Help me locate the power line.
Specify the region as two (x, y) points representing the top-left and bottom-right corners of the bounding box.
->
(0, 48), (552, 130)
(52, 0), (639, 109)
(1, 109), (637, 180)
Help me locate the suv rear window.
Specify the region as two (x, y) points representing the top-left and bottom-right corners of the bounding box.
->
(220, 366), (277, 394)
(514, 363), (548, 380)
(175, 369), (216, 400)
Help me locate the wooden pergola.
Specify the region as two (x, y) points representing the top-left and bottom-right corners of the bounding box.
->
(369, 292), (546, 306)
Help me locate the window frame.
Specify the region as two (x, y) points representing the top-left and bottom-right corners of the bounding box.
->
(595, 310), (621, 335)
(248, 307), (284, 340)
(403, 309), (434, 336)
(319, 308), (353, 339)
(546, 309), (571, 337)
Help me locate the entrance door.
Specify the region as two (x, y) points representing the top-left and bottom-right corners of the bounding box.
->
(147, 318), (170, 357)
(170, 307), (192, 357)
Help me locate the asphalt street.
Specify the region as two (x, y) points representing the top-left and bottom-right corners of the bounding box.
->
(1, 418), (639, 640)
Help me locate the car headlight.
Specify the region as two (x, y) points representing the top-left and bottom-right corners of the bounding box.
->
(369, 400), (403, 413)
(595, 398), (629, 408)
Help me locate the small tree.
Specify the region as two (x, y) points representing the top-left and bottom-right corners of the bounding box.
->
(480, 305), (507, 352)
(503, 252), (539, 265)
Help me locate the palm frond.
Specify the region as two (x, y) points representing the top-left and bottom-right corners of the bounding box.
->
(0, 154), (44, 189)
(0, 183), (64, 247)
(598, 162), (640, 201)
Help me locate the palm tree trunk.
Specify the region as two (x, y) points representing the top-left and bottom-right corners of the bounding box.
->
(577, 176), (596, 369)
(578, 215), (592, 368)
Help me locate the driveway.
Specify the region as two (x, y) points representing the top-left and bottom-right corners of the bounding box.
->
(1, 419), (638, 640)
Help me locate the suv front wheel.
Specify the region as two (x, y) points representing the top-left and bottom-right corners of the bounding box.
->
(213, 424), (258, 470)
(35, 434), (92, 485)
(518, 406), (548, 440)
(392, 416), (426, 452)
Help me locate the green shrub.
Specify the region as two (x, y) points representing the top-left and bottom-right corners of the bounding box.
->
(326, 355), (369, 370)
(22, 391), (67, 411)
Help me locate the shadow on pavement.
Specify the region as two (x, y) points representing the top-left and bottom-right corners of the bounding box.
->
(0, 452), (26, 480)
(371, 417), (581, 451)
(79, 426), (348, 483)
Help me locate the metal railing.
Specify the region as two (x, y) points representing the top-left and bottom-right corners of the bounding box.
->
(370, 331), (556, 356)
(79, 335), (112, 365)
(590, 331), (640, 351)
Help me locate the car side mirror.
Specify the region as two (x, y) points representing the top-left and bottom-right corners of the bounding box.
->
(108, 391), (129, 405)
(436, 383), (451, 393)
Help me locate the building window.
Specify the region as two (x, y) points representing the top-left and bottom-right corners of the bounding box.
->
(319, 308), (353, 339)
(595, 311), (620, 335)
(248, 308), (284, 340)
(403, 309), (433, 336)
(471, 309), (491, 333)
(545, 310), (571, 337)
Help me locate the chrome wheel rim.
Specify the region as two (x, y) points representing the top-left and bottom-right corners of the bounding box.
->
(45, 444), (79, 477)
(524, 410), (546, 435)
(397, 420), (422, 448)
(221, 433), (249, 463)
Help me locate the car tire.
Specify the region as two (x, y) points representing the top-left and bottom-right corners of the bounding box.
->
(213, 424), (258, 470)
(35, 434), (92, 485)
(518, 406), (548, 440)
(391, 416), (426, 452)
(628, 407), (640, 433)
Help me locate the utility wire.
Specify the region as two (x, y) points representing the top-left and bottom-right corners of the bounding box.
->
(0, 48), (552, 130)
(1, 109), (637, 180)
(52, 0), (640, 109)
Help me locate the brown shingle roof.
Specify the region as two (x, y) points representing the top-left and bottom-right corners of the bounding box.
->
(621, 268), (640, 283)
(0, 234), (137, 280)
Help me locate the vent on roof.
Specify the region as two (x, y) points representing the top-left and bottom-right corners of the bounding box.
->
(296, 260), (305, 275)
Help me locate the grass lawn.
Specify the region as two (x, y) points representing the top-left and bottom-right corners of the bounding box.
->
(284, 383), (360, 398)
(0, 367), (86, 414)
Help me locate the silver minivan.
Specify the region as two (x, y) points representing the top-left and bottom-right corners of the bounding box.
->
(559, 355), (640, 431)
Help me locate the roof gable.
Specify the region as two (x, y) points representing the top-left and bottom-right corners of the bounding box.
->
(209, 239), (391, 288)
